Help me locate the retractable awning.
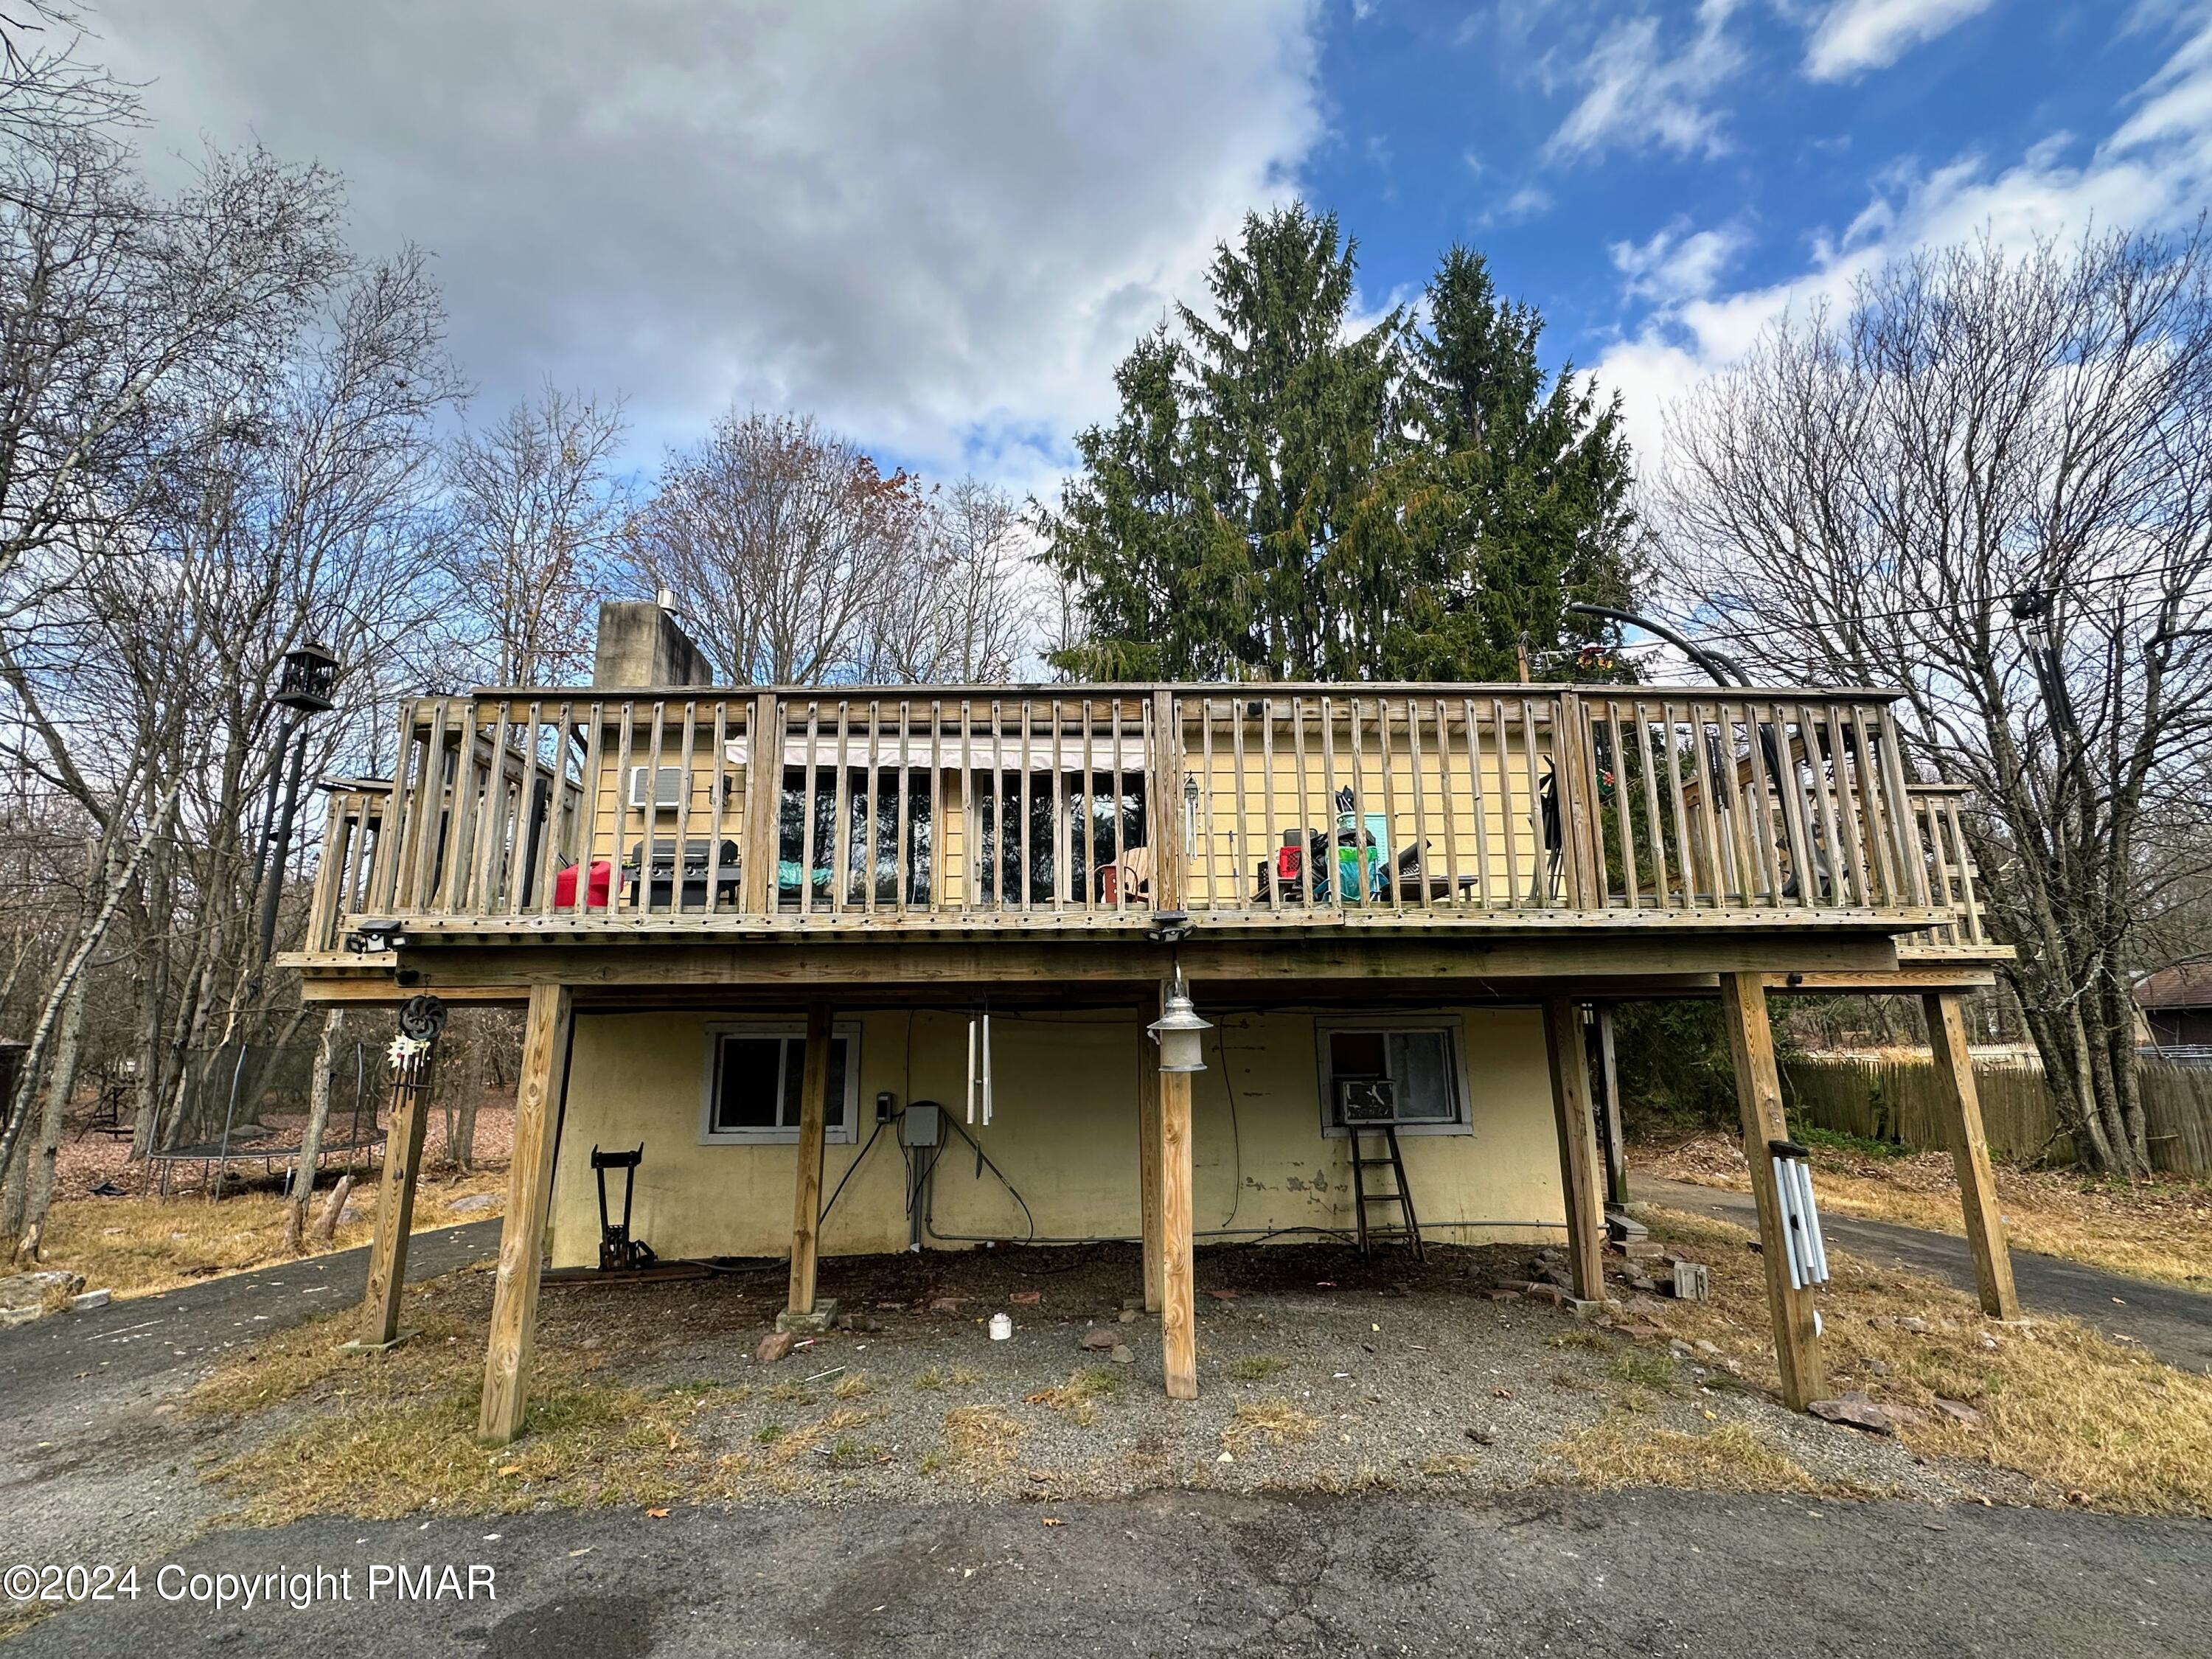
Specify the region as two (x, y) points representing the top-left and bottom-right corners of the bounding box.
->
(720, 733), (1150, 771)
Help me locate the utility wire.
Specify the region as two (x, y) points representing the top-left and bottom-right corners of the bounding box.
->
(1673, 565), (2200, 655)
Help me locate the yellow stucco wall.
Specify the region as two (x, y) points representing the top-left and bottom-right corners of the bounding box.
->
(549, 1004), (1568, 1269)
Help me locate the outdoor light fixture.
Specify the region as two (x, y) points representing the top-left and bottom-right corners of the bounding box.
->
(1147, 908), (1195, 945)
(347, 919), (404, 954)
(273, 639), (339, 714)
(1149, 979), (1211, 1074)
(218, 635), (347, 1196)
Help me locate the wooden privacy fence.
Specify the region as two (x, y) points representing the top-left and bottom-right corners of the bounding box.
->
(1784, 1054), (2212, 1175)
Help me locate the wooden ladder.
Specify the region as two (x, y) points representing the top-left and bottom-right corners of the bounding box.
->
(1349, 1124), (1425, 1262)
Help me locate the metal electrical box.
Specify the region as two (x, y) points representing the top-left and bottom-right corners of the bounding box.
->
(903, 1101), (942, 1147)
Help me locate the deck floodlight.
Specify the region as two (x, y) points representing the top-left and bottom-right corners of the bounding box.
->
(274, 639), (339, 714)
(1149, 984), (1211, 1074)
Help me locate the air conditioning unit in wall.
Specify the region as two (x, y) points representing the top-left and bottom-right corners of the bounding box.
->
(627, 765), (687, 810)
(1337, 1077), (1397, 1123)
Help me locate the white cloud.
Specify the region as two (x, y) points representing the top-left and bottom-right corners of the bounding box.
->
(91, 1), (1323, 494)
(1479, 183), (1556, 227)
(1610, 219), (1750, 302)
(1804, 0), (1997, 82)
(1545, 0), (1745, 163)
(1597, 8), (2212, 467)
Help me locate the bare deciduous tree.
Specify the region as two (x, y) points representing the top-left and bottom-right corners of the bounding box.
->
(863, 476), (1030, 682)
(1656, 227), (2212, 1178)
(442, 384), (629, 685)
(0, 3), (136, 159)
(1, 240), (459, 1175)
(0, 125), (348, 608)
(627, 409), (925, 684)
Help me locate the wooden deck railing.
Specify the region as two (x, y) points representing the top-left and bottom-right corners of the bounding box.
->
(299, 683), (1991, 951)
(1903, 783), (1992, 951)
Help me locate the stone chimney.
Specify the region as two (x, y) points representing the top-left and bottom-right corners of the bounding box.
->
(592, 597), (715, 689)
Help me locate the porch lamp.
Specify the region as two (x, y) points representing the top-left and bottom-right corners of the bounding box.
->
(218, 639), (341, 1200)
(256, 641), (341, 964)
(273, 639), (339, 714)
(1149, 980), (1212, 1074)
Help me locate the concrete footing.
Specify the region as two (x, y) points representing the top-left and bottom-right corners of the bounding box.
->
(776, 1300), (838, 1335)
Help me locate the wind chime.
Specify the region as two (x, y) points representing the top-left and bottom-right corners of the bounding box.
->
(965, 1007), (992, 1124)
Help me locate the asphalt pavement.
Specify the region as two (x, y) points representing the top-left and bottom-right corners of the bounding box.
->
(4, 1486), (2206, 1657)
(0, 1219), (502, 1413)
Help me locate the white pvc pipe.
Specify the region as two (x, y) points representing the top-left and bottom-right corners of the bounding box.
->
(966, 1018), (977, 1124)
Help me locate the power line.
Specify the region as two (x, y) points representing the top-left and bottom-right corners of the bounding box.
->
(1673, 564), (2205, 655)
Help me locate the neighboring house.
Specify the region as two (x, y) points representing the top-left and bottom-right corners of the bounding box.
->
(288, 602), (2017, 1444)
(2138, 965), (2212, 1055)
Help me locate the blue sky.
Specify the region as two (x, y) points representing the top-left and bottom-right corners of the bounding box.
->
(92, 1), (2212, 495)
(1311, 2), (2121, 338)
(1295, 1), (2200, 459)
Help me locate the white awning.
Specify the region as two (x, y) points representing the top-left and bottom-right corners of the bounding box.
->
(722, 734), (1150, 771)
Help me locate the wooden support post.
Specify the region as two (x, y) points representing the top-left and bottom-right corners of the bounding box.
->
(1136, 1005), (1164, 1315)
(1158, 1051), (1197, 1400)
(787, 1001), (832, 1316)
(357, 1032), (436, 1349)
(1719, 970), (1826, 1410)
(1542, 997), (1606, 1301)
(1148, 689), (1186, 911)
(1922, 991), (2020, 1320)
(1150, 973), (1197, 1399)
(741, 692), (781, 917)
(1596, 1003), (1628, 1208)
(477, 982), (571, 1446)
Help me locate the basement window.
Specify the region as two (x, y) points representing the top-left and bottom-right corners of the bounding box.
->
(1314, 1017), (1470, 1137)
(701, 1020), (860, 1145)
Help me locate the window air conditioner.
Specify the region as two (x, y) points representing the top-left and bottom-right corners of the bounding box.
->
(1337, 1077), (1397, 1122)
(627, 765), (687, 810)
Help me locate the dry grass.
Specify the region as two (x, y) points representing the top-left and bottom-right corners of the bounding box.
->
(191, 1266), (751, 1523)
(32, 1167), (507, 1301)
(940, 1405), (1024, 1470)
(1417, 1452), (1486, 1478)
(1554, 1419), (1820, 1494)
(212, 1382), (715, 1523)
(1222, 1399), (1322, 1452)
(759, 1408), (880, 1467)
(911, 1365), (982, 1391)
(1023, 1366), (1122, 1424)
(199, 1315), (727, 1523)
(1629, 1203), (2212, 1514)
(1640, 1138), (2212, 1290)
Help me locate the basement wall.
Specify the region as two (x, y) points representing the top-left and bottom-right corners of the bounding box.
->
(546, 1005), (1566, 1269)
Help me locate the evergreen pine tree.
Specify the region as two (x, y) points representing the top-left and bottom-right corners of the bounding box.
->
(1041, 211), (1638, 682)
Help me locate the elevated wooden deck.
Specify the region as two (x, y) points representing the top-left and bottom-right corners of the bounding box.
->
(289, 682), (2006, 994)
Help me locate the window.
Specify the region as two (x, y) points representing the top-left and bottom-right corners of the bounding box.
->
(1315, 1018), (1468, 1135)
(702, 1020), (860, 1144)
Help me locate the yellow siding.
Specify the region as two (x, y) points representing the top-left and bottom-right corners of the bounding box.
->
(549, 1005), (1566, 1268)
